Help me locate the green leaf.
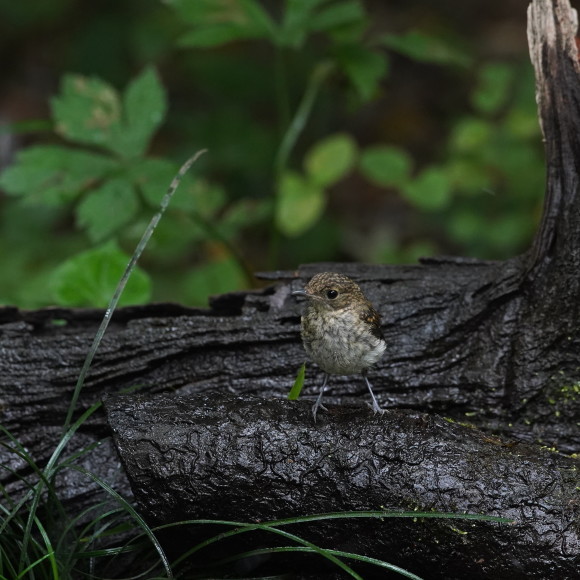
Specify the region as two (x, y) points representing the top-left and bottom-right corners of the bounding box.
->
(51, 70), (167, 158)
(184, 255), (247, 306)
(276, 171), (326, 237)
(220, 198), (273, 237)
(279, 0), (323, 49)
(336, 44), (388, 101)
(50, 241), (151, 307)
(278, 0), (365, 49)
(486, 213), (534, 252)
(174, 0), (275, 47)
(471, 62), (514, 115)
(288, 363), (306, 400)
(450, 118), (492, 153)
(445, 159), (491, 194)
(187, 181), (228, 218)
(130, 157), (226, 217)
(359, 145), (413, 188)
(0, 145), (116, 205)
(130, 157), (183, 207)
(382, 30), (471, 67)
(76, 178), (139, 242)
(304, 133), (357, 187)
(310, 1), (366, 33)
(402, 166), (451, 210)
(51, 75), (122, 149)
(142, 214), (206, 260)
(506, 107), (542, 139)
(447, 209), (485, 247)
(121, 67), (167, 157)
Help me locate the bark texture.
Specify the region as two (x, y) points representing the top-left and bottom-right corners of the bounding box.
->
(105, 393), (580, 580)
(1, 0), (580, 578)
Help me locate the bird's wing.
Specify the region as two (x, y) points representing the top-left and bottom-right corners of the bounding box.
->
(360, 304), (384, 340)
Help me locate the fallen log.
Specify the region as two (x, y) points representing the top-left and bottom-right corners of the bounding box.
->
(104, 392), (580, 579)
(1, 1), (580, 578)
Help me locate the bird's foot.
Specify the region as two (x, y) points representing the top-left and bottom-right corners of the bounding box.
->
(367, 400), (385, 414)
(362, 375), (383, 415)
(311, 401), (328, 422)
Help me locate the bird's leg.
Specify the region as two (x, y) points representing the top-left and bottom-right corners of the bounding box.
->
(362, 372), (384, 414)
(312, 373), (329, 422)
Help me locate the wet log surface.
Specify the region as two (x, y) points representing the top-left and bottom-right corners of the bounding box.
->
(1, 0), (580, 577)
(105, 393), (580, 580)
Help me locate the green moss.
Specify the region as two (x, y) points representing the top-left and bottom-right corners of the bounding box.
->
(539, 445), (560, 454)
(559, 383), (580, 401)
(447, 525), (469, 536)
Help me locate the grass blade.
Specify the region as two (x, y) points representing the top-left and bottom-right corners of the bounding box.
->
(63, 150), (207, 432)
(68, 465), (173, 579)
(288, 363), (306, 400)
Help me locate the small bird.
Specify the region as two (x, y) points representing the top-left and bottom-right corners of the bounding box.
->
(292, 272), (386, 421)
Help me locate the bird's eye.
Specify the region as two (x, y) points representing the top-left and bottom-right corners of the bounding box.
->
(326, 289), (338, 299)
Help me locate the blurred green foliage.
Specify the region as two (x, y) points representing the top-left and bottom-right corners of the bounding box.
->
(0, 0), (544, 307)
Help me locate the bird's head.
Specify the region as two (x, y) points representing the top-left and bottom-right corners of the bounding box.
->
(292, 272), (365, 311)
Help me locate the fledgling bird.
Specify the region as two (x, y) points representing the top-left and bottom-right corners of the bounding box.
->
(292, 272), (386, 421)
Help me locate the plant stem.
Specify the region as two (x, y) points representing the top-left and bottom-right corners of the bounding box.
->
(270, 60), (335, 267)
(275, 46), (291, 137)
(274, 60), (334, 180)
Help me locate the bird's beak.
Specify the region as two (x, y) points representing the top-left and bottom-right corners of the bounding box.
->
(292, 289), (321, 302)
(292, 290), (309, 298)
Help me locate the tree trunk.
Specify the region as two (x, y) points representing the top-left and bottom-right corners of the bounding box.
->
(1, 0), (580, 578)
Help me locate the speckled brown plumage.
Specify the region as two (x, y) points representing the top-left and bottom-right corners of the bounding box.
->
(292, 272), (386, 420)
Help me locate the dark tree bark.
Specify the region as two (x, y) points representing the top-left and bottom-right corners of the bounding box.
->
(1, 0), (580, 577)
(105, 393), (580, 580)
